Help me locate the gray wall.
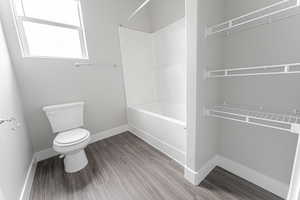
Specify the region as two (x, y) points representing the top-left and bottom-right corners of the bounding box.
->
(193, 0), (224, 170)
(0, 19), (33, 200)
(218, 0), (299, 184)
(149, 0), (185, 32)
(0, 0), (152, 152)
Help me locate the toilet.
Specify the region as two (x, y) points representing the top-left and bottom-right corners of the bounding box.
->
(43, 102), (90, 173)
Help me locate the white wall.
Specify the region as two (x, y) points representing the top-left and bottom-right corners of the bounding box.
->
(0, 19), (33, 200)
(218, 0), (299, 184)
(0, 0), (152, 152)
(118, 0), (152, 32)
(120, 19), (186, 112)
(149, 0), (185, 32)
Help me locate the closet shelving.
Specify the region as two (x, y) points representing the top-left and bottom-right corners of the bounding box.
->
(204, 0), (300, 199)
(206, 105), (300, 134)
(205, 0), (300, 36)
(206, 62), (300, 78)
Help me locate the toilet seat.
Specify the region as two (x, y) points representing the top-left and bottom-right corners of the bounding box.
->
(54, 128), (90, 147)
(53, 129), (90, 173)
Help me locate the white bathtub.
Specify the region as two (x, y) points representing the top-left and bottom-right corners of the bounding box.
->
(127, 103), (186, 166)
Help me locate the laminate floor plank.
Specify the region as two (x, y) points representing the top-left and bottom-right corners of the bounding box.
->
(30, 132), (283, 200)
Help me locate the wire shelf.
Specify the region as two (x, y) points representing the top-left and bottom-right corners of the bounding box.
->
(205, 0), (299, 36)
(206, 105), (300, 134)
(206, 62), (300, 78)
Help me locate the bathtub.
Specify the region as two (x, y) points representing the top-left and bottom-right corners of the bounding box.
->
(127, 103), (186, 166)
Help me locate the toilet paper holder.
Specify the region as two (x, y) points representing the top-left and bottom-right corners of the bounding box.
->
(0, 117), (20, 131)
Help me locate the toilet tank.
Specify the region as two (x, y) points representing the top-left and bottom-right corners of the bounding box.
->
(43, 102), (84, 133)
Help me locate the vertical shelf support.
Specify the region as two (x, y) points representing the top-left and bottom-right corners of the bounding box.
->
(287, 134), (300, 200)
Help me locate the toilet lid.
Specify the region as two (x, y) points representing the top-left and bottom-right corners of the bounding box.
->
(54, 128), (89, 145)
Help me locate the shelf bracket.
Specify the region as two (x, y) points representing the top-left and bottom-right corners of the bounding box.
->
(203, 69), (209, 79)
(246, 117), (250, 122)
(204, 108), (210, 116)
(224, 70), (228, 76)
(284, 65), (290, 73)
(291, 123), (300, 134)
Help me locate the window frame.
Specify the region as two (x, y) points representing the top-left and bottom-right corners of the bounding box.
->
(11, 0), (89, 60)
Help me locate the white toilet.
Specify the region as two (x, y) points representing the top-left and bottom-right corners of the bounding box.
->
(43, 102), (91, 173)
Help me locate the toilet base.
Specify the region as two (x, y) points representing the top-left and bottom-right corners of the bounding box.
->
(64, 149), (88, 173)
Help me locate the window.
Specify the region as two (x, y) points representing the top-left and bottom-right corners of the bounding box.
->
(12, 0), (88, 59)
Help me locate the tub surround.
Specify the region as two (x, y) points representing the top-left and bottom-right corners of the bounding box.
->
(119, 18), (187, 107)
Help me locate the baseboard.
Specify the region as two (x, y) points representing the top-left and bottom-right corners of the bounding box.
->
(184, 156), (218, 185)
(34, 148), (58, 162)
(34, 124), (129, 162)
(184, 155), (288, 199)
(19, 156), (37, 200)
(128, 125), (186, 166)
(184, 166), (199, 185)
(90, 125), (129, 144)
(215, 155), (289, 199)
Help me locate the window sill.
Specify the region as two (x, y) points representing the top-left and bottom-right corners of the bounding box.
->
(22, 55), (89, 61)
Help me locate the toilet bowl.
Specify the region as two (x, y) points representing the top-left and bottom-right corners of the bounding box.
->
(53, 128), (90, 173)
(43, 102), (91, 173)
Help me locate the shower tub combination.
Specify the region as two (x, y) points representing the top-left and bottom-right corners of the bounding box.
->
(127, 103), (186, 166)
(119, 19), (187, 166)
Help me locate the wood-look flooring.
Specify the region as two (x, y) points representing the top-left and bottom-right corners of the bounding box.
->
(30, 132), (283, 200)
